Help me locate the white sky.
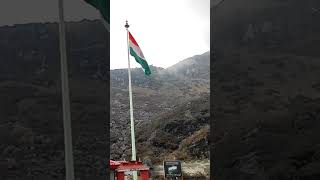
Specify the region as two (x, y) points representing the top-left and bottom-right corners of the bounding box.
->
(110, 0), (210, 69)
(0, 0), (209, 70)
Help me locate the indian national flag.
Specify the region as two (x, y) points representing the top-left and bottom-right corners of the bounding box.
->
(129, 31), (151, 76)
(84, 0), (110, 31)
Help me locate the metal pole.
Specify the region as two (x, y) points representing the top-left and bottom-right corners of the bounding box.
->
(58, 0), (75, 179)
(125, 20), (138, 180)
(125, 20), (137, 162)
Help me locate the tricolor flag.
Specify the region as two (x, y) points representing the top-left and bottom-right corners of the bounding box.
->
(84, 0), (110, 31)
(128, 31), (151, 76)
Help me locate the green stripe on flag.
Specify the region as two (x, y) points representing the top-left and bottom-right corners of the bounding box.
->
(84, 0), (110, 23)
(129, 47), (151, 76)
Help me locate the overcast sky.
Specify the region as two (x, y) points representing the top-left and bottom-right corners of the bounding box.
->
(0, 0), (209, 69)
(111, 0), (210, 69)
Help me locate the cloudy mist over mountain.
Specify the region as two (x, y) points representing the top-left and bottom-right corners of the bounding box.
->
(110, 0), (210, 69)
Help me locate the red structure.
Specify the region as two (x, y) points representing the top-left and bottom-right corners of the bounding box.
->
(110, 160), (150, 180)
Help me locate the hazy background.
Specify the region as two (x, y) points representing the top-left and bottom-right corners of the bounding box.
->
(0, 0), (210, 70)
(110, 0), (210, 69)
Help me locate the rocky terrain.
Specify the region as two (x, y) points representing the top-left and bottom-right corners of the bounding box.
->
(0, 20), (210, 179)
(0, 20), (109, 180)
(110, 52), (210, 162)
(212, 0), (320, 179)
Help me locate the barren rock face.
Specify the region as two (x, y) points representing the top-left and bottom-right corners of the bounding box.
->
(212, 0), (320, 179)
(110, 52), (210, 161)
(0, 20), (109, 180)
(0, 20), (210, 179)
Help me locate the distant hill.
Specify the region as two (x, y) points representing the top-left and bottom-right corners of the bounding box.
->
(0, 20), (109, 180)
(0, 20), (209, 179)
(212, 0), (320, 179)
(110, 51), (210, 161)
(165, 51), (210, 80)
(213, 0), (320, 52)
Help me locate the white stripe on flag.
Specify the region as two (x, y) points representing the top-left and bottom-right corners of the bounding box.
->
(129, 41), (145, 59)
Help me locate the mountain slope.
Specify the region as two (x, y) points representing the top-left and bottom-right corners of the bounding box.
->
(0, 20), (210, 179)
(136, 94), (210, 163)
(165, 51), (210, 80)
(0, 20), (109, 180)
(212, 0), (320, 179)
(110, 51), (210, 160)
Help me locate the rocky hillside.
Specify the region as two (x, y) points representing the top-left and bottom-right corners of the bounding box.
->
(213, 0), (320, 45)
(136, 94), (210, 163)
(0, 20), (109, 180)
(0, 20), (209, 179)
(212, 0), (320, 179)
(166, 51), (210, 80)
(110, 51), (210, 161)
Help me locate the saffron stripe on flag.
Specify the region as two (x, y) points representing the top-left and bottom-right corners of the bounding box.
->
(127, 31), (151, 76)
(129, 32), (140, 47)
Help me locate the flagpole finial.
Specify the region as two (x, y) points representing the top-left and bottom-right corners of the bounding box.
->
(125, 20), (129, 29)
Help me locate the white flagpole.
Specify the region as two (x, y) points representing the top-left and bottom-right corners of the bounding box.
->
(125, 20), (137, 162)
(58, 0), (75, 180)
(125, 20), (138, 180)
